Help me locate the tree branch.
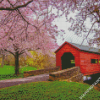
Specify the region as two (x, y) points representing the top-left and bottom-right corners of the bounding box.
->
(81, 21), (97, 45)
(0, 0), (3, 3)
(0, 0), (33, 10)
(4, 49), (15, 56)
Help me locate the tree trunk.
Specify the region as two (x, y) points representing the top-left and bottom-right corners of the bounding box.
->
(1, 55), (5, 67)
(15, 52), (19, 76)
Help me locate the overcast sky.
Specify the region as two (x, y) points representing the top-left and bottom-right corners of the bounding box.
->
(53, 14), (97, 48)
(53, 15), (85, 46)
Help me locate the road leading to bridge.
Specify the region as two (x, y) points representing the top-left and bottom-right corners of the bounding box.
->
(0, 73), (49, 89)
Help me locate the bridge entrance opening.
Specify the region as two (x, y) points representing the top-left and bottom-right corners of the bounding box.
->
(61, 52), (75, 69)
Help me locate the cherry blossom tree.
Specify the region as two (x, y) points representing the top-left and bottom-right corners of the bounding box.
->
(0, 0), (60, 38)
(0, 24), (59, 75)
(0, 0), (62, 75)
(0, 0), (99, 45)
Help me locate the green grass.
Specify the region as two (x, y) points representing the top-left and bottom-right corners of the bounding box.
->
(0, 81), (100, 100)
(71, 60), (75, 64)
(0, 65), (37, 80)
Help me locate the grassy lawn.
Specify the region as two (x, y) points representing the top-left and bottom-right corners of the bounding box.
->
(0, 65), (37, 80)
(0, 81), (100, 100)
(71, 60), (75, 64)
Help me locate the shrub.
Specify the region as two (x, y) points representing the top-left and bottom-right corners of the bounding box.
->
(19, 56), (27, 66)
(26, 51), (56, 69)
(4, 55), (15, 66)
(2, 50), (56, 69)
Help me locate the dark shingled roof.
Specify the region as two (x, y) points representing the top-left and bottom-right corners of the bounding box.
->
(55, 41), (100, 54)
(68, 42), (100, 54)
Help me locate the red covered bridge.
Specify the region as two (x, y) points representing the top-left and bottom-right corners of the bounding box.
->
(55, 41), (100, 76)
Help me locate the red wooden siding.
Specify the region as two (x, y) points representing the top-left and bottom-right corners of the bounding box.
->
(56, 42), (80, 70)
(80, 51), (100, 75)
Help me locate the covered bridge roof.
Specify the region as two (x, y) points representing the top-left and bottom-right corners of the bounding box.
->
(55, 41), (100, 54)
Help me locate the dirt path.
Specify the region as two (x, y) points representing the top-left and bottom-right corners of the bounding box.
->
(0, 73), (49, 89)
